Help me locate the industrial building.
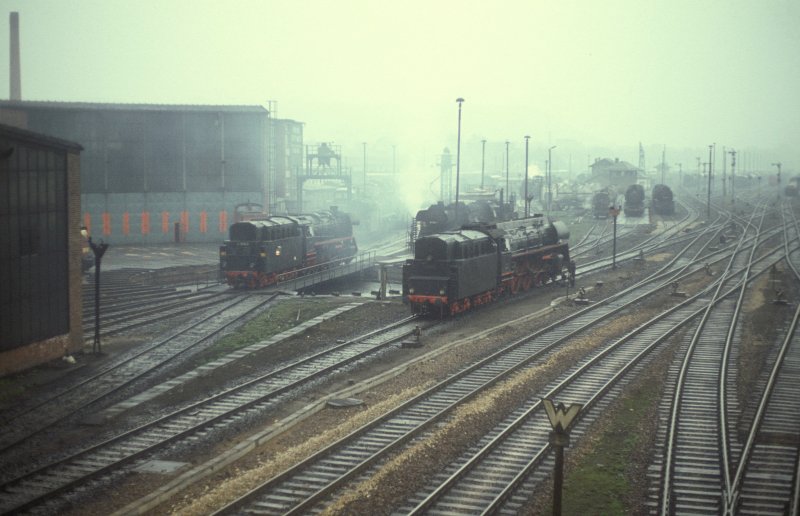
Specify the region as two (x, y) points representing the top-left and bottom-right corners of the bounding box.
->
(590, 157), (643, 188)
(0, 123), (83, 375)
(0, 100), (304, 244)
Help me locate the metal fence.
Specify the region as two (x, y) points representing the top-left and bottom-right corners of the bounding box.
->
(279, 251), (377, 290)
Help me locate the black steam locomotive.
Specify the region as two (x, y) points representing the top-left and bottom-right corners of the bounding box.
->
(651, 184), (675, 215)
(220, 207), (357, 288)
(403, 215), (574, 316)
(624, 184), (645, 216)
(591, 187), (617, 218)
(414, 196), (516, 239)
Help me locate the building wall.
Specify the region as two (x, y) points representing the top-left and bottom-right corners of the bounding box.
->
(0, 125), (83, 376)
(0, 103), (306, 242)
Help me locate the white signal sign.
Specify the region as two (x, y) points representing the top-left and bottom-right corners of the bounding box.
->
(543, 398), (583, 432)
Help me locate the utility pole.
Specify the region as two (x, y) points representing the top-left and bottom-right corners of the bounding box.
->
(454, 98), (464, 224)
(524, 135), (531, 218)
(548, 145), (556, 217)
(707, 145), (713, 219)
(722, 146), (727, 197)
(481, 139), (486, 190)
(362, 142), (367, 192)
(505, 141), (510, 211)
(729, 149), (736, 204)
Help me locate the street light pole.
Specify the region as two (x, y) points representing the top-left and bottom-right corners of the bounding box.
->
(505, 140), (510, 212)
(707, 145), (713, 219)
(729, 149), (736, 204)
(455, 98), (465, 225)
(481, 139), (486, 190)
(362, 142), (367, 192)
(524, 135), (531, 218)
(548, 145), (557, 217)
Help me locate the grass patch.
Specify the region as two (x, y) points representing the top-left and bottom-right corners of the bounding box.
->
(191, 298), (342, 364)
(561, 376), (661, 515)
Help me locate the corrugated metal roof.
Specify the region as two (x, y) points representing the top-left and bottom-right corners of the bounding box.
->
(0, 122), (83, 152)
(0, 99), (267, 114)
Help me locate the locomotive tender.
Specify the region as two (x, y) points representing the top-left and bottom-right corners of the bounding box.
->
(220, 207), (357, 288)
(403, 215), (574, 316)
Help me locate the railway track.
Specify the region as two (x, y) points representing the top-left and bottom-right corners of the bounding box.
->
(651, 203), (800, 514)
(0, 293), (277, 459)
(211, 213), (779, 515)
(82, 288), (230, 339)
(398, 209), (782, 514)
(0, 315), (427, 513)
(724, 207), (800, 514)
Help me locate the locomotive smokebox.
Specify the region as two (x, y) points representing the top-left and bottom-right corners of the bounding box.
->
(545, 221), (570, 244)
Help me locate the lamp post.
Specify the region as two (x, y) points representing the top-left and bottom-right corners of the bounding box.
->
(505, 140), (510, 211)
(81, 227), (108, 354)
(729, 150), (736, 204)
(480, 139), (486, 190)
(609, 205), (620, 269)
(524, 135), (531, 218)
(362, 142), (367, 192)
(707, 145), (713, 219)
(548, 145), (557, 217)
(455, 98), (464, 225)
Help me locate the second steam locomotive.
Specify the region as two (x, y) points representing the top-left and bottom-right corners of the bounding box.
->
(403, 214), (574, 316)
(220, 207), (357, 288)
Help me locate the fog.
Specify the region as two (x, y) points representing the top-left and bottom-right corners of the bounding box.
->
(1, 0), (798, 213)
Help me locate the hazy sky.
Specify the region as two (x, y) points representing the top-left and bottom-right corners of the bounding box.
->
(0, 0), (798, 176)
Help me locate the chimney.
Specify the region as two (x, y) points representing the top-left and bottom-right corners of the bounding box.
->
(10, 12), (21, 100)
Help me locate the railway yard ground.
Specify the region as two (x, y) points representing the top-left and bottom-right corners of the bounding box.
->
(1, 200), (799, 515)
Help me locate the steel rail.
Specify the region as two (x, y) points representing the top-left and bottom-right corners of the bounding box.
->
(212, 218), (769, 515)
(0, 316), (422, 513)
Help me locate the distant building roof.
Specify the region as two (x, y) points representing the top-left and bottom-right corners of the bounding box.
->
(0, 122), (82, 152)
(0, 99), (268, 114)
(591, 157), (641, 172)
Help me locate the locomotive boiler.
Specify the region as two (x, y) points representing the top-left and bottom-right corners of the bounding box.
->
(651, 184), (675, 215)
(591, 187), (617, 218)
(403, 215), (574, 316)
(413, 197), (516, 239)
(624, 184), (646, 217)
(220, 207), (357, 288)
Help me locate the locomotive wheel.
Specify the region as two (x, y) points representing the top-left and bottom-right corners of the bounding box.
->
(522, 275), (533, 291)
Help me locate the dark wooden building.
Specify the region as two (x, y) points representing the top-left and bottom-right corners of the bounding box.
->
(0, 123), (83, 375)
